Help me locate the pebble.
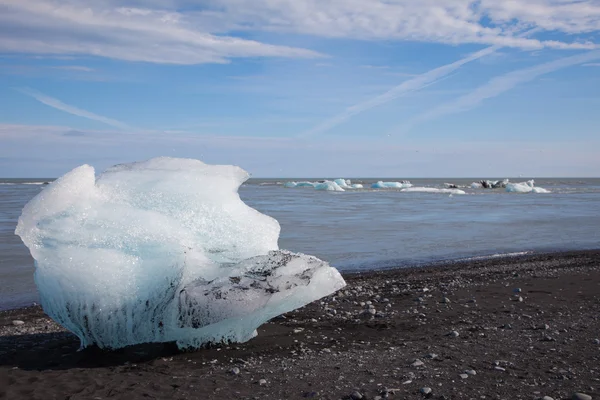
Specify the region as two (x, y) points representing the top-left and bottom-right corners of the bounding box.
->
(12, 320), (25, 326)
(420, 387), (432, 395)
(593, 339), (600, 345)
(447, 331), (460, 338)
(514, 288), (522, 293)
(258, 379), (267, 386)
(572, 394), (592, 400)
(465, 369), (477, 376)
(350, 391), (363, 400)
(442, 297), (451, 304)
(412, 359), (425, 367)
(541, 396), (554, 400)
(231, 367), (240, 375)
(459, 373), (469, 379)
(494, 366), (506, 372)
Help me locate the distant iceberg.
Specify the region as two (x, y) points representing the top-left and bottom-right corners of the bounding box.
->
(402, 187), (466, 195)
(15, 157), (345, 350)
(371, 181), (413, 189)
(505, 180), (550, 193)
(315, 181), (345, 191)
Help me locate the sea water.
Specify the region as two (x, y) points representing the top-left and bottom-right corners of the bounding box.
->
(1, 177), (599, 310)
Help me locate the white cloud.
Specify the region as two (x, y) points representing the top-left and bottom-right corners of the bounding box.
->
(201, 0), (599, 49)
(399, 50), (600, 131)
(0, 0), (598, 64)
(300, 45), (499, 137)
(19, 88), (132, 130)
(582, 62), (600, 66)
(0, 0), (322, 65)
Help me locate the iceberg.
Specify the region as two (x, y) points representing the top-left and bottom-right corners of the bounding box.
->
(15, 157), (345, 350)
(371, 181), (413, 189)
(314, 181), (345, 191)
(505, 180), (550, 193)
(401, 187), (466, 195)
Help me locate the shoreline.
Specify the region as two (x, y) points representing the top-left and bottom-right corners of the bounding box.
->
(2, 249), (600, 399)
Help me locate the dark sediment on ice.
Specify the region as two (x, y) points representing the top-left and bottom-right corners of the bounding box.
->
(1, 250), (600, 400)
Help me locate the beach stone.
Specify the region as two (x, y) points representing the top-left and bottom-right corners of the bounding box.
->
(494, 366), (506, 372)
(231, 367), (240, 375)
(447, 330), (460, 338)
(258, 379), (267, 386)
(593, 339), (600, 345)
(572, 394), (592, 400)
(541, 396), (554, 400)
(514, 288), (522, 293)
(442, 297), (451, 304)
(459, 373), (469, 379)
(420, 387), (432, 395)
(12, 320), (25, 326)
(412, 359), (425, 367)
(465, 369), (477, 376)
(350, 391), (363, 400)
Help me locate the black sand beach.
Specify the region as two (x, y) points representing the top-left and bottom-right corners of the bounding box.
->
(1, 250), (599, 400)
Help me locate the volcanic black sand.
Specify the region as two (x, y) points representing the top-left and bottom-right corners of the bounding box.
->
(1, 250), (599, 400)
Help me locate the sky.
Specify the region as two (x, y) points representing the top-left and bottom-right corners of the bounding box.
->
(1, 0), (599, 178)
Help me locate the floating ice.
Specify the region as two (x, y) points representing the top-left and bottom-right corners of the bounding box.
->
(15, 157), (345, 350)
(314, 181), (345, 191)
(401, 187), (466, 195)
(371, 181), (413, 189)
(505, 180), (550, 193)
(350, 184), (364, 189)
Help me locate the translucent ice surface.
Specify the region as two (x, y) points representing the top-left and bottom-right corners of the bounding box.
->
(371, 181), (413, 189)
(401, 187), (466, 195)
(505, 180), (550, 193)
(314, 181), (345, 191)
(15, 157), (345, 349)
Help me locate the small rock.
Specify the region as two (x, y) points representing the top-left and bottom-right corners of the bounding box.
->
(258, 379), (267, 386)
(572, 394), (592, 400)
(465, 369), (476, 376)
(459, 373), (469, 379)
(442, 297), (451, 304)
(513, 288), (522, 293)
(424, 353), (438, 359)
(350, 391), (363, 400)
(412, 359), (425, 367)
(593, 339), (600, 345)
(541, 396), (554, 400)
(494, 366), (506, 372)
(231, 367), (240, 375)
(420, 387), (432, 395)
(12, 320), (25, 326)
(447, 331), (460, 338)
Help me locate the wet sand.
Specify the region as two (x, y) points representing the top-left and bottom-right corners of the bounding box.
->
(1, 250), (600, 400)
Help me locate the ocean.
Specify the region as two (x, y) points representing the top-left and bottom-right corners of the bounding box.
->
(1, 177), (599, 310)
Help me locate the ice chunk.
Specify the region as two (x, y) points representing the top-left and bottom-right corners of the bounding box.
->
(15, 157), (345, 350)
(350, 184), (364, 189)
(314, 181), (345, 191)
(505, 179), (550, 193)
(371, 181), (413, 189)
(296, 181), (316, 187)
(284, 181), (298, 188)
(333, 178), (352, 188)
(470, 182), (483, 189)
(401, 187), (466, 195)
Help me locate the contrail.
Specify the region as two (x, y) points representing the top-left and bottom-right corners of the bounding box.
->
(397, 50), (600, 133)
(18, 88), (131, 130)
(298, 45), (500, 138)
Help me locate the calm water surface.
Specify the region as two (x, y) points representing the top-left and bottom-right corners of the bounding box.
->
(1, 177), (599, 310)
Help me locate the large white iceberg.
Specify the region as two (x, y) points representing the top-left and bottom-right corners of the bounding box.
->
(505, 180), (550, 193)
(15, 157), (345, 350)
